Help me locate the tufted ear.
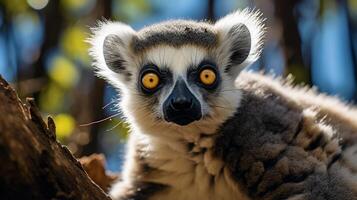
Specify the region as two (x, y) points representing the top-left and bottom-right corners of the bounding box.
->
(88, 21), (137, 88)
(214, 9), (265, 79)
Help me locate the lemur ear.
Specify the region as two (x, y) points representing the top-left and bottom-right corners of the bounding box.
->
(214, 9), (265, 78)
(88, 21), (136, 88)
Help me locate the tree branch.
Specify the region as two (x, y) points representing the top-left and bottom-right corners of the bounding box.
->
(0, 76), (111, 200)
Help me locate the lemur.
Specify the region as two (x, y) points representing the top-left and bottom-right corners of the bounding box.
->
(89, 9), (357, 200)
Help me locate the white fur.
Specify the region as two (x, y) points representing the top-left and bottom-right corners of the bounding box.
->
(111, 130), (251, 200)
(110, 45), (246, 200)
(144, 45), (207, 74)
(89, 9), (265, 200)
(139, 134), (250, 200)
(144, 45), (226, 119)
(119, 45), (242, 139)
(215, 9), (265, 79)
(88, 21), (137, 89)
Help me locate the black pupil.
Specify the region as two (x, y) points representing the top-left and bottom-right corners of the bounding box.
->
(205, 74), (209, 78)
(149, 78), (153, 82)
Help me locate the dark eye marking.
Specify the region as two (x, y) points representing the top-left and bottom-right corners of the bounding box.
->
(187, 60), (221, 91)
(138, 64), (172, 95)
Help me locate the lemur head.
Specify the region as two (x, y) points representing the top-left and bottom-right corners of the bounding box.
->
(89, 9), (265, 137)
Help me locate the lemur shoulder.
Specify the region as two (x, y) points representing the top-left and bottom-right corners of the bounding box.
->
(89, 9), (357, 200)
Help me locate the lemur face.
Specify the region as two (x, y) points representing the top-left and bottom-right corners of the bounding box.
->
(135, 46), (222, 126)
(89, 10), (265, 132)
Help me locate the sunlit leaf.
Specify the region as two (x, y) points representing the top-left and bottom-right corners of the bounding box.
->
(62, 0), (87, 10)
(3, 0), (28, 15)
(61, 0), (96, 17)
(348, 0), (357, 12)
(54, 113), (76, 140)
(112, 0), (151, 22)
(61, 26), (90, 65)
(348, 0), (357, 10)
(39, 82), (65, 113)
(48, 55), (79, 89)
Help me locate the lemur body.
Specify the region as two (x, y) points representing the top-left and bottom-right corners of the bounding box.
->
(89, 9), (357, 200)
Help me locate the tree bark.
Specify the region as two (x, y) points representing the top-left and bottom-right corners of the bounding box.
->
(0, 75), (112, 200)
(273, 0), (311, 84)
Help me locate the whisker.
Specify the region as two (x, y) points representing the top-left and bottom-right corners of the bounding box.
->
(106, 120), (124, 132)
(102, 100), (116, 109)
(79, 112), (121, 127)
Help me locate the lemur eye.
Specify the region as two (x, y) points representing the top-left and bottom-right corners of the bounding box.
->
(142, 72), (160, 90)
(199, 68), (216, 86)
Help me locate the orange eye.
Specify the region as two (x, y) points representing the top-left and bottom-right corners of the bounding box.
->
(141, 72), (160, 89)
(199, 68), (216, 85)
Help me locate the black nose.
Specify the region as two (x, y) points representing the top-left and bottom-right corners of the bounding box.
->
(163, 79), (202, 126)
(170, 97), (192, 111)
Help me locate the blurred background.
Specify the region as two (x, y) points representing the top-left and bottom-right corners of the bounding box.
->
(0, 0), (356, 172)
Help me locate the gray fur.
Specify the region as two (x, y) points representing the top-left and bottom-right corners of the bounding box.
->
(214, 74), (357, 200)
(226, 24), (251, 71)
(131, 20), (218, 53)
(103, 34), (132, 80)
(110, 72), (357, 200)
(95, 10), (357, 200)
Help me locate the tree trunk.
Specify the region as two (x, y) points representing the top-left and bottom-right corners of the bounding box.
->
(0, 75), (112, 200)
(273, 0), (311, 84)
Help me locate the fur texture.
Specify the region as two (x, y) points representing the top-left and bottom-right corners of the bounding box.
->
(88, 8), (265, 85)
(132, 20), (218, 53)
(88, 8), (356, 200)
(215, 72), (357, 200)
(110, 71), (357, 200)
